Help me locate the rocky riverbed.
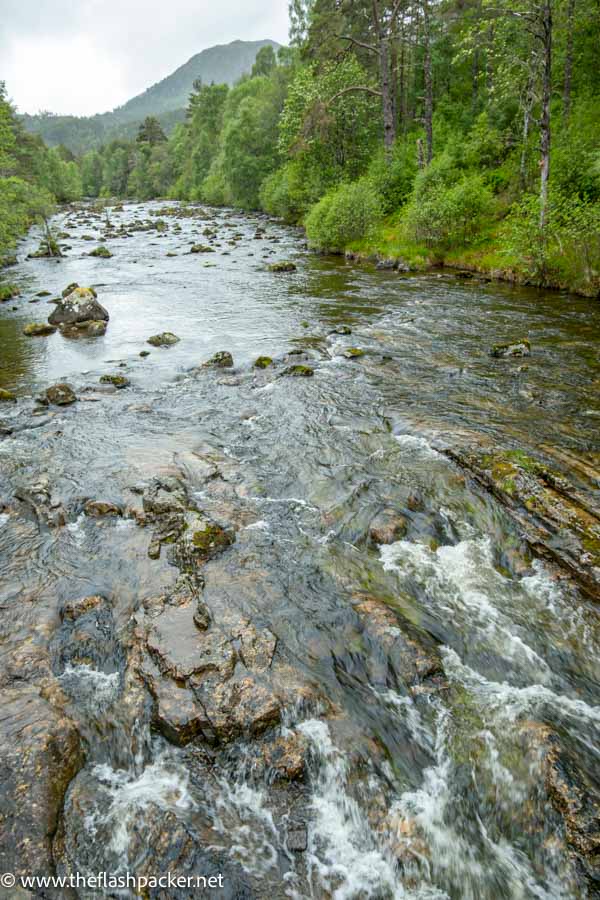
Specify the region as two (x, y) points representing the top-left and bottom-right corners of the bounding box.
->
(0, 201), (599, 899)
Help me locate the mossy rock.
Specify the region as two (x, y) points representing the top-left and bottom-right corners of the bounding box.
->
(343, 347), (365, 359)
(139, 350), (151, 357)
(191, 522), (234, 554)
(99, 374), (130, 388)
(254, 356), (273, 369)
(190, 244), (215, 254)
(491, 339), (531, 358)
(147, 332), (180, 347)
(203, 351), (233, 368)
(0, 283), (20, 302)
(62, 282), (80, 298)
(23, 323), (57, 337)
(166, 252), (178, 257)
(36, 290), (52, 298)
(0, 389), (16, 402)
(0, 255), (17, 268)
(46, 383), (77, 406)
(268, 261), (296, 273)
(282, 365), (314, 377)
(89, 246), (112, 259)
(329, 325), (352, 335)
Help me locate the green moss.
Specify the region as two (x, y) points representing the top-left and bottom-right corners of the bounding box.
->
(254, 356), (273, 369)
(282, 364), (314, 377)
(99, 374), (130, 388)
(268, 261), (296, 272)
(0, 283), (20, 302)
(89, 245), (112, 258)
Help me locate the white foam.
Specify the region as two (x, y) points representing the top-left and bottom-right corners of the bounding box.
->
(394, 434), (440, 458)
(60, 664), (120, 710)
(244, 519), (270, 532)
(0, 513), (9, 528)
(297, 719), (405, 899)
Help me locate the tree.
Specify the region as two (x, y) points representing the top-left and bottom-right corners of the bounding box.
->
(136, 116), (167, 145)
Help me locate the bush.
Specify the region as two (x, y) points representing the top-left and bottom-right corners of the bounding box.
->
(305, 180), (382, 252)
(260, 159), (323, 222)
(502, 191), (600, 291)
(366, 141), (418, 214)
(405, 174), (495, 249)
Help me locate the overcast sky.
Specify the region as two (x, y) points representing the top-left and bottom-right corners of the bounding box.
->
(1, 0), (290, 116)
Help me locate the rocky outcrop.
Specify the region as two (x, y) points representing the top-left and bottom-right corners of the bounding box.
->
(48, 288), (108, 326)
(203, 351), (233, 368)
(445, 446), (600, 599)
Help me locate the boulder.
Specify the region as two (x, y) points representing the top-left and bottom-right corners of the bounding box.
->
(23, 323), (57, 337)
(45, 383), (77, 406)
(83, 500), (122, 518)
(343, 347), (365, 359)
(48, 287), (108, 326)
(147, 332), (180, 347)
(88, 245), (112, 258)
(254, 356), (273, 369)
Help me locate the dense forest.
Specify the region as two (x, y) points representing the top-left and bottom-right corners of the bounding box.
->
(2, 0), (600, 296)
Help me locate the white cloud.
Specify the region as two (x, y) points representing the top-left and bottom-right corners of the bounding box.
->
(1, 0), (290, 115)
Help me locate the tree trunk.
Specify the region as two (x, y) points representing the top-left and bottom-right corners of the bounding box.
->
(520, 72), (535, 188)
(563, 0), (575, 121)
(380, 37), (397, 154)
(422, 0), (434, 163)
(539, 0), (552, 232)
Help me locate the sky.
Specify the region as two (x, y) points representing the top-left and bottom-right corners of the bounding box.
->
(1, 0), (290, 116)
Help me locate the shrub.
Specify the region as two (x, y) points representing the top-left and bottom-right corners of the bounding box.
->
(405, 174), (495, 249)
(305, 180), (382, 252)
(366, 141), (418, 214)
(502, 191), (600, 291)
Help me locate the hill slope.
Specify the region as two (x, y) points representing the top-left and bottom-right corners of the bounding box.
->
(20, 39), (280, 155)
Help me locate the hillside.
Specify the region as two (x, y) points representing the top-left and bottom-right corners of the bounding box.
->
(20, 39), (280, 155)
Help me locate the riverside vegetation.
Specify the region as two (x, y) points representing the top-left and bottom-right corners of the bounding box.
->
(2, 0), (600, 298)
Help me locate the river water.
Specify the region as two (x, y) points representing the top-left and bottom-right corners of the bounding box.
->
(0, 202), (599, 899)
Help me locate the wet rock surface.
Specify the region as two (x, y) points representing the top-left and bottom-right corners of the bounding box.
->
(48, 287), (109, 326)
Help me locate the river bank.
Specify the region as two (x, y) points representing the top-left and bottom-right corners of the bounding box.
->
(1, 201), (599, 899)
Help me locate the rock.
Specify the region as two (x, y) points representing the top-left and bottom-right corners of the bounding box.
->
(139, 350), (151, 357)
(286, 824), (308, 852)
(268, 261), (296, 272)
(369, 509), (408, 545)
(491, 339), (531, 358)
(254, 356), (273, 369)
(99, 374), (130, 388)
(0, 282), (20, 302)
(48, 287), (109, 326)
(203, 351), (233, 368)
(60, 319), (107, 337)
(0, 388), (16, 402)
(88, 245), (112, 258)
(282, 365), (314, 377)
(0, 687), (84, 879)
(147, 332), (180, 347)
(61, 282), (79, 297)
(45, 383), (77, 406)
(23, 322), (57, 337)
(83, 500), (122, 518)
(190, 244), (215, 253)
(329, 325), (352, 335)
(60, 594), (105, 621)
(343, 347), (365, 359)
(444, 446), (600, 600)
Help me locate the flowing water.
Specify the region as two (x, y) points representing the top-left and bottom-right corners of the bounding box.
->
(0, 202), (599, 899)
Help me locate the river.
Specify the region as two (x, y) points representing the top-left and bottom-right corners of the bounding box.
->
(0, 201), (599, 899)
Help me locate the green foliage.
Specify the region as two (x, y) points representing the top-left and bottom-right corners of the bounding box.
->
(502, 191), (600, 293)
(305, 179), (382, 251)
(405, 173), (495, 250)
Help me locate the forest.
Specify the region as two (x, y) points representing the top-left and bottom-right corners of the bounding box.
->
(2, 0), (600, 296)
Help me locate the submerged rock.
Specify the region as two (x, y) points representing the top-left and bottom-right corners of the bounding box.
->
(369, 509), (408, 545)
(491, 339), (531, 358)
(83, 500), (122, 517)
(48, 287), (109, 326)
(0, 388), (16, 402)
(268, 261), (296, 273)
(45, 383), (77, 406)
(23, 322), (57, 337)
(343, 347), (365, 359)
(253, 356), (273, 369)
(147, 332), (180, 347)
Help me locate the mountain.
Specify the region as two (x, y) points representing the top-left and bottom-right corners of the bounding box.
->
(20, 39), (280, 155)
